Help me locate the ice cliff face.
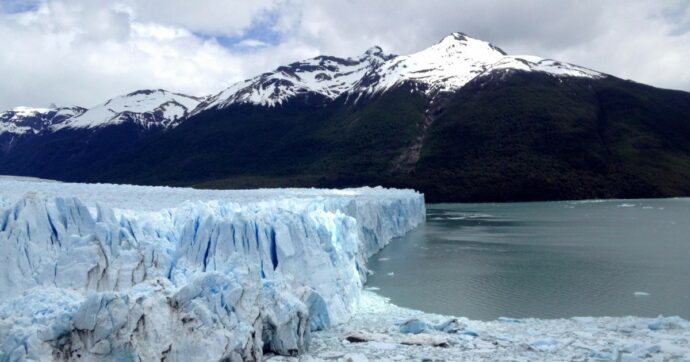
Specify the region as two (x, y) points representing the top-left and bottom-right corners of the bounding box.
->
(0, 178), (424, 361)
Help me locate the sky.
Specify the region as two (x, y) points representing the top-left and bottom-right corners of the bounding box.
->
(0, 0), (689, 110)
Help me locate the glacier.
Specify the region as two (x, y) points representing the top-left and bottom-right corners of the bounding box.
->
(0, 177), (425, 361)
(3, 177), (689, 362)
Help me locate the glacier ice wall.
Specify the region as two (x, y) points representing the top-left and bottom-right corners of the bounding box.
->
(0, 179), (424, 361)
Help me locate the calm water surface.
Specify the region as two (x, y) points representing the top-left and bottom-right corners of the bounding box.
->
(367, 199), (690, 320)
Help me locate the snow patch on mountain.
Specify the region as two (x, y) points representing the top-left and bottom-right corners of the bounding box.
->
(197, 47), (394, 110)
(354, 33), (509, 96)
(357, 33), (602, 97)
(0, 106), (85, 135)
(1, 90), (202, 135)
(53, 89), (202, 131)
(203, 32), (604, 108)
(487, 54), (602, 79)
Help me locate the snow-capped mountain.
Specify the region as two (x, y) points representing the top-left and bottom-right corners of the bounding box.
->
(195, 46), (394, 110)
(1, 32), (603, 132)
(4, 31), (689, 204)
(351, 33), (602, 96)
(196, 32), (604, 110)
(53, 89), (202, 131)
(0, 106), (85, 135)
(0, 89), (201, 135)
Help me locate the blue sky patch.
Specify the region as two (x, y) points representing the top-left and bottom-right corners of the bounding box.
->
(196, 10), (282, 52)
(0, 0), (41, 14)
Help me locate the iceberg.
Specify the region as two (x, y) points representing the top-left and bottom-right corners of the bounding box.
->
(0, 177), (425, 361)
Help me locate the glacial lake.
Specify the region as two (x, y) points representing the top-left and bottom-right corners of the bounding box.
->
(367, 199), (690, 320)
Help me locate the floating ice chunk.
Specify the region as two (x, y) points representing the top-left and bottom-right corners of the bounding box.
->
(461, 330), (478, 337)
(434, 318), (467, 333)
(343, 353), (369, 362)
(643, 345), (661, 354)
(589, 349), (620, 361)
(530, 337), (560, 352)
(647, 317), (686, 331)
(399, 319), (428, 334)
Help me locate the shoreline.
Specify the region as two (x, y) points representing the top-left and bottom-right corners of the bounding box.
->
(294, 291), (690, 361)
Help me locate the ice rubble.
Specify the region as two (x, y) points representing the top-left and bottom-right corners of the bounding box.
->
(0, 178), (425, 361)
(297, 291), (690, 362)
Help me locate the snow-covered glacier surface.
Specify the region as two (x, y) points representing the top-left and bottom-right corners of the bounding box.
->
(0, 177), (425, 361)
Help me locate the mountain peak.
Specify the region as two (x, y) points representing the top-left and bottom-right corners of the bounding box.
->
(1, 106), (85, 135)
(52, 89), (201, 131)
(11, 106), (50, 115)
(125, 89), (167, 98)
(427, 32), (507, 57)
(358, 45), (394, 63)
(198, 32), (603, 109)
(438, 32), (469, 43)
(433, 32), (477, 49)
(364, 45), (384, 56)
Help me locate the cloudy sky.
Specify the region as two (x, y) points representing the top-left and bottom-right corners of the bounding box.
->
(1, 0), (689, 110)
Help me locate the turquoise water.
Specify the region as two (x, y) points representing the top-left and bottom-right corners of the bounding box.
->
(367, 199), (690, 320)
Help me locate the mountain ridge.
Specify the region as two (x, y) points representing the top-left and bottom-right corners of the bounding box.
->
(2, 32), (605, 132)
(1, 32), (689, 202)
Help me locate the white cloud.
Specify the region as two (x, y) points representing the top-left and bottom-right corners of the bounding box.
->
(0, 0), (301, 109)
(235, 39), (270, 48)
(0, 0), (688, 110)
(118, 0), (279, 36)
